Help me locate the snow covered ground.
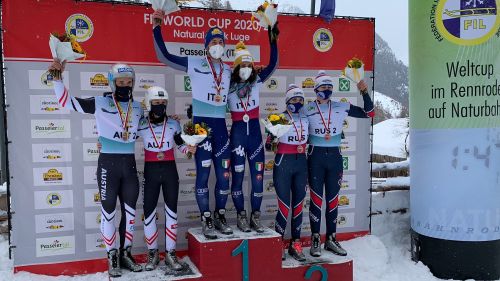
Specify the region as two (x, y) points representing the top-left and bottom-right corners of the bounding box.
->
(373, 118), (409, 158)
(374, 91), (404, 119)
(2, 190), (492, 281)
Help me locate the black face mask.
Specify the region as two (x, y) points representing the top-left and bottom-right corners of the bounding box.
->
(115, 86), (132, 101)
(150, 104), (166, 119)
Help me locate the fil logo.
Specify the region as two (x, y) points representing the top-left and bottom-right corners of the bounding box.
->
(339, 78), (350, 91)
(46, 193), (62, 206)
(438, 0), (500, 45)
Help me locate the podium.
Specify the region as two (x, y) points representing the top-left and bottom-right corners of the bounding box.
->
(186, 227), (353, 281)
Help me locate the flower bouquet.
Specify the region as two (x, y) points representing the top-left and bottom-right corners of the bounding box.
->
(181, 121), (210, 159)
(151, 0), (180, 25)
(343, 57), (364, 83)
(49, 32), (86, 79)
(251, 1), (278, 28)
(261, 113), (292, 138)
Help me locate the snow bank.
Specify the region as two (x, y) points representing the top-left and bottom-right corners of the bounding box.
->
(373, 118), (409, 158)
(374, 91), (403, 118)
(372, 159), (409, 171)
(0, 182), (6, 194)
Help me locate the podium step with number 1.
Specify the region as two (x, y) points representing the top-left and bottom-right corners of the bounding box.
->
(187, 227), (353, 281)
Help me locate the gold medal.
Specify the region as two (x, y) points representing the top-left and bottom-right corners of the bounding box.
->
(157, 152), (165, 160)
(215, 95), (222, 103)
(122, 131), (129, 141)
(297, 145), (304, 153)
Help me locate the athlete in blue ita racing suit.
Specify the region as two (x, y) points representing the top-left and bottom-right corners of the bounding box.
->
(265, 84), (309, 261)
(49, 61), (143, 277)
(305, 71), (374, 257)
(227, 23), (279, 233)
(152, 9), (232, 239)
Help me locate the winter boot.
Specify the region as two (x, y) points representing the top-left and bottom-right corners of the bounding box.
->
(213, 209), (233, 235)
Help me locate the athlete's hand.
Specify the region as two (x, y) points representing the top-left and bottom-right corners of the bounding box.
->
(97, 141), (102, 153)
(153, 10), (165, 27)
(48, 59), (66, 80)
(187, 145), (197, 154)
(357, 80), (368, 94)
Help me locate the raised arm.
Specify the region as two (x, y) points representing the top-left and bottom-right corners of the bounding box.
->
(258, 23), (280, 82)
(50, 61), (95, 114)
(347, 80), (375, 118)
(152, 10), (188, 72)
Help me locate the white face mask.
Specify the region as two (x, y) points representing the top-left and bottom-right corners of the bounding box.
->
(209, 44), (224, 59)
(239, 67), (253, 81)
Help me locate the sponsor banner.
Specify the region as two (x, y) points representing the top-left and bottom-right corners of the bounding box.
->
(82, 143), (99, 162)
(36, 236), (75, 257)
(83, 166), (97, 185)
(340, 136), (356, 153)
(30, 95), (70, 115)
(164, 42), (261, 63)
(410, 1), (500, 242)
(340, 174), (357, 191)
(32, 143), (72, 163)
(342, 118), (357, 133)
(4, 4), (374, 70)
(85, 232), (107, 253)
(84, 189), (101, 207)
(263, 179), (275, 195)
(337, 212), (355, 228)
(34, 190), (74, 210)
(342, 155), (356, 172)
(33, 167), (73, 186)
(28, 70), (69, 90)
(178, 204), (202, 224)
(260, 98), (286, 115)
(80, 72), (110, 91)
(261, 76), (287, 94)
(134, 73), (166, 92)
(263, 159), (274, 176)
(174, 74), (192, 93)
(177, 163), (197, 181)
(35, 213), (75, 233)
(31, 119), (71, 139)
(336, 77), (356, 93)
(338, 194), (356, 210)
(178, 184), (196, 202)
(260, 199), (279, 218)
(332, 96), (358, 106)
(82, 119), (98, 138)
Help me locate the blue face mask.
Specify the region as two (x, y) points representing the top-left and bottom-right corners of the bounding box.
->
(287, 102), (303, 113)
(316, 89), (333, 100)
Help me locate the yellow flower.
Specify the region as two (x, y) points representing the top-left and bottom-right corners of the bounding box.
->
(279, 114), (285, 119)
(197, 128), (207, 135)
(268, 114), (280, 122)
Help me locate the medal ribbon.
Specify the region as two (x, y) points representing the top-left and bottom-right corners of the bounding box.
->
(147, 118), (167, 149)
(206, 55), (224, 95)
(287, 111), (303, 144)
(113, 96), (132, 131)
(315, 100), (331, 136)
